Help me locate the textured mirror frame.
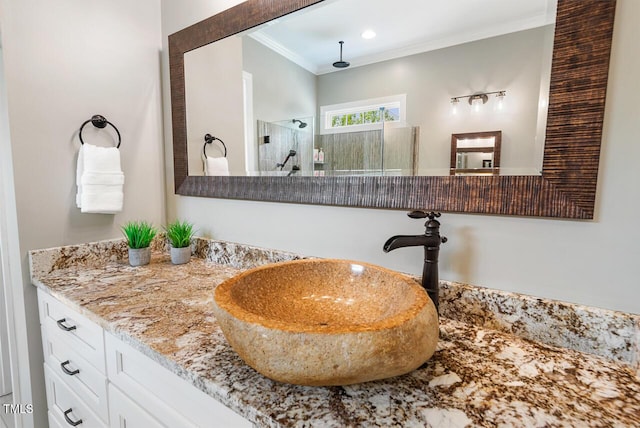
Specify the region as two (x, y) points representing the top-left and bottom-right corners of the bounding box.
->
(169, 0), (616, 219)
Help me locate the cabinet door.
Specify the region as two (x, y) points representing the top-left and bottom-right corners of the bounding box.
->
(105, 333), (252, 428)
(108, 384), (165, 428)
(44, 365), (107, 428)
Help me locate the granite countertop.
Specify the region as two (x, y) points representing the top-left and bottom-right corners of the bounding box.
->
(30, 239), (640, 427)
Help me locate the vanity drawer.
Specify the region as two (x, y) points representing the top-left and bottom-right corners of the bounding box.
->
(105, 333), (251, 428)
(48, 411), (66, 428)
(38, 290), (106, 374)
(42, 327), (108, 420)
(44, 364), (107, 428)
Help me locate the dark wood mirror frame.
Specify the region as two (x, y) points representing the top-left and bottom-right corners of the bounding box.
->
(169, 0), (616, 219)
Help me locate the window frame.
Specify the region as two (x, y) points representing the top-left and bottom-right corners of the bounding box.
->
(319, 94), (407, 135)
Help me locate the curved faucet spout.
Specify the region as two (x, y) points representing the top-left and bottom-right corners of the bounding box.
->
(383, 235), (430, 252)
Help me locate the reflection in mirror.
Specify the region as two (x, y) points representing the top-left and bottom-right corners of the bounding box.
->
(183, 0), (557, 177)
(185, 36), (244, 176)
(203, 134), (229, 176)
(170, 0), (616, 218)
(450, 131), (502, 176)
(257, 117), (314, 176)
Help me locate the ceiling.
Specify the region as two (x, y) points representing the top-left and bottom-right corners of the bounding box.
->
(247, 0), (557, 75)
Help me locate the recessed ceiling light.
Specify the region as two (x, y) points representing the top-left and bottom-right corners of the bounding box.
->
(361, 30), (376, 40)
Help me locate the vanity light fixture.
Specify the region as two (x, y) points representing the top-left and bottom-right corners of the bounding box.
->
(469, 93), (489, 108)
(450, 90), (507, 112)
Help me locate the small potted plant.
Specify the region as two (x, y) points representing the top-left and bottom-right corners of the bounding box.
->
(165, 219), (195, 265)
(122, 220), (157, 266)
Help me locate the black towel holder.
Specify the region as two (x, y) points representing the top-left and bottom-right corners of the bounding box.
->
(79, 115), (121, 148)
(203, 133), (227, 158)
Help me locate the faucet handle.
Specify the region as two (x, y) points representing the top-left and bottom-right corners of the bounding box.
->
(407, 211), (441, 220)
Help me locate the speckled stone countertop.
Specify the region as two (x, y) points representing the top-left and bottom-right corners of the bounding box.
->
(30, 238), (640, 427)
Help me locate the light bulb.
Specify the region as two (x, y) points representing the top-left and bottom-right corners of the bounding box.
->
(451, 98), (460, 115)
(473, 98), (481, 113)
(495, 91), (506, 111)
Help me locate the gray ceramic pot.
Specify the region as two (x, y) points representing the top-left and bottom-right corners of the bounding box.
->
(128, 247), (151, 267)
(170, 246), (191, 265)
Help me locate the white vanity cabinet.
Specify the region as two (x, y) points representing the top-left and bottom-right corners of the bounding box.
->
(37, 290), (252, 428)
(39, 290), (108, 427)
(104, 332), (252, 428)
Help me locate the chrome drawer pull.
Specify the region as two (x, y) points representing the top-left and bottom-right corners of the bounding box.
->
(60, 360), (80, 376)
(63, 408), (82, 426)
(56, 318), (77, 331)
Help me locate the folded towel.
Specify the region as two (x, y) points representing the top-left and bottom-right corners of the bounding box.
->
(81, 172), (125, 186)
(80, 190), (124, 214)
(205, 157), (230, 176)
(76, 144), (124, 214)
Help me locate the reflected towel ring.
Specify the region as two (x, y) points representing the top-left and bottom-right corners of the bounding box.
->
(203, 133), (227, 158)
(79, 115), (121, 148)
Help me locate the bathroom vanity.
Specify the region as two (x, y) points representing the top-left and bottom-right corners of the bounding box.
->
(39, 290), (249, 428)
(30, 238), (639, 427)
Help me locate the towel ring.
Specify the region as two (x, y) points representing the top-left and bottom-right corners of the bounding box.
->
(203, 133), (227, 158)
(79, 115), (121, 148)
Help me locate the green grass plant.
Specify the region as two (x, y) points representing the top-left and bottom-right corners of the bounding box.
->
(122, 220), (157, 249)
(164, 219), (195, 248)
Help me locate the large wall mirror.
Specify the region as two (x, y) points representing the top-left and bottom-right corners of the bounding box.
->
(169, 0), (616, 219)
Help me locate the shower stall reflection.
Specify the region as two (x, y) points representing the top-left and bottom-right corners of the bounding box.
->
(257, 118), (418, 176)
(257, 117), (314, 176)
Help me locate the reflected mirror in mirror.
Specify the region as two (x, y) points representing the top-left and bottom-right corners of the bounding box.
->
(184, 0), (556, 177)
(450, 131), (502, 176)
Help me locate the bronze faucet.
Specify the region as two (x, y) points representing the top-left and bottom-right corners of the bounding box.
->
(383, 211), (447, 313)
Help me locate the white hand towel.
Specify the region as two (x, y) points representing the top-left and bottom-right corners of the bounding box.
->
(76, 143), (125, 214)
(80, 189), (124, 214)
(83, 143), (122, 172)
(81, 172), (125, 186)
(76, 145), (85, 208)
(205, 157), (230, 176)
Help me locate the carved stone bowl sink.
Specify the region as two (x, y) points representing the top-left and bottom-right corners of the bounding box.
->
(212, 259), (439, 386)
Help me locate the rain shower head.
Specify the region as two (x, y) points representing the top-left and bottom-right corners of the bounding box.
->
(292, 119), (307, 128)
(333, 41), (350, 69)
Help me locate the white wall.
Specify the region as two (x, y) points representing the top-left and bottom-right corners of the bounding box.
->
(243, 37), (317, 125)
(163, 0), (640, 315)
(0, 0), (165, 426)
(185, 36), (244, 175)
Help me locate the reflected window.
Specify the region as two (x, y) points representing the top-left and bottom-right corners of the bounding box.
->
(320, 94), (406, 134)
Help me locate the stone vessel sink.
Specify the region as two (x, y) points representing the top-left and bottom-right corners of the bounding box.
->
(212, 259), (439, 386)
